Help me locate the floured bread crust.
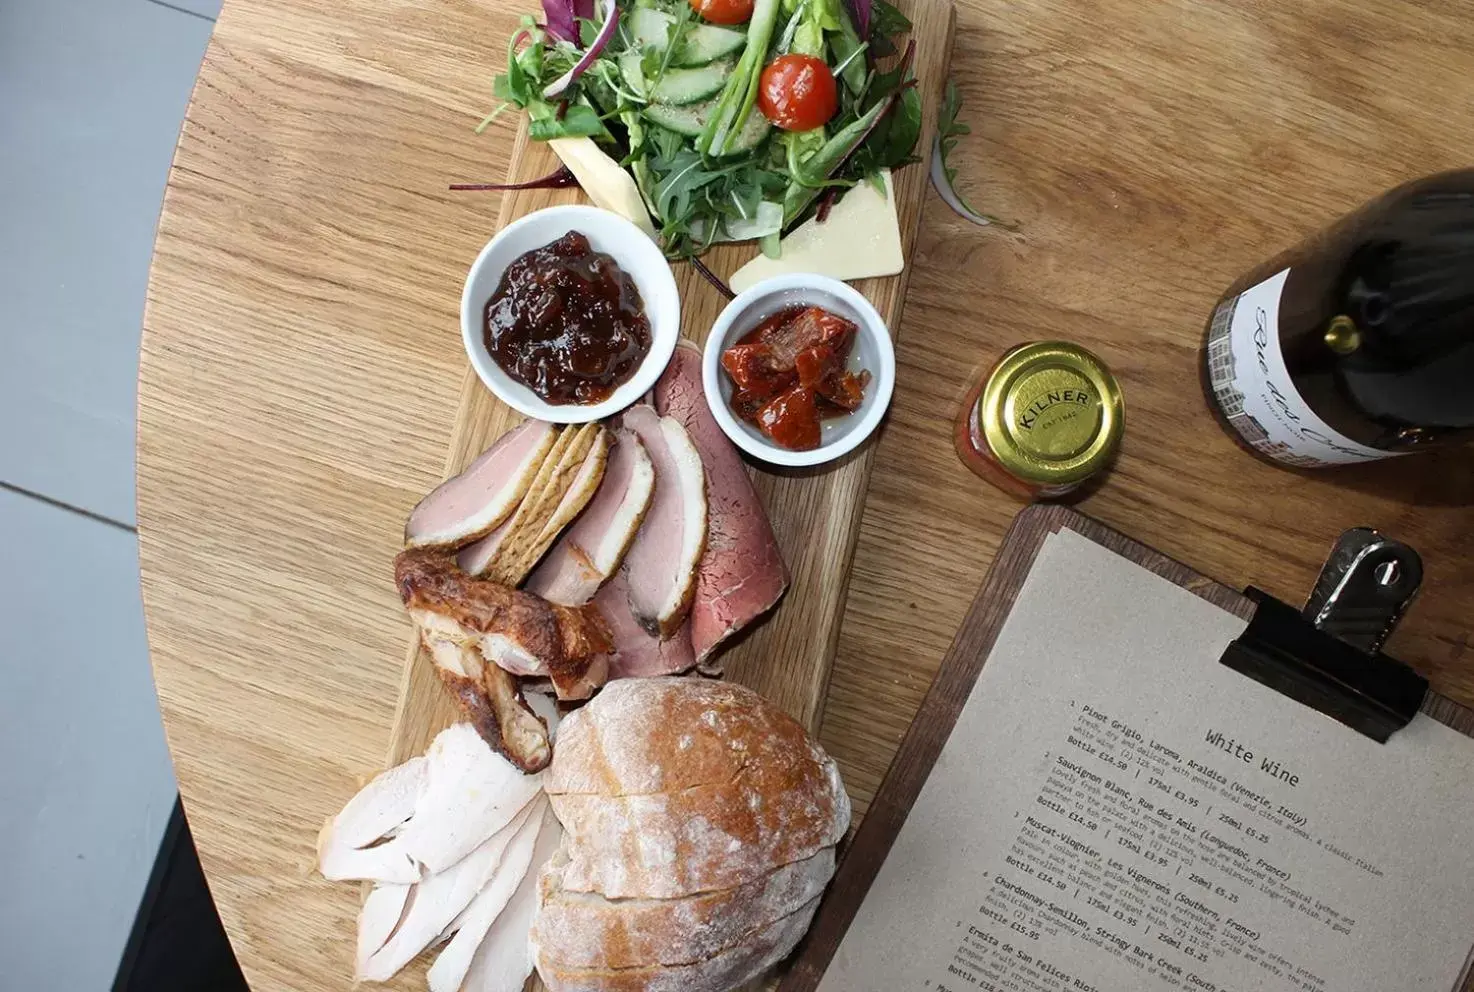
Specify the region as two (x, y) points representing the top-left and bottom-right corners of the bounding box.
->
(547, 678), (830, 797)
(536, 895), (821, 992)
(532, 848), (833, 970)
(548, 771), (845, 899)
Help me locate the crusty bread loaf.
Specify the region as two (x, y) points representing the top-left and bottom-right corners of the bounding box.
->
(533, 678), (848, 992)
(545, 679), (848, 899)
(536, 895), (821, 992)
(532, 847), (834, 970)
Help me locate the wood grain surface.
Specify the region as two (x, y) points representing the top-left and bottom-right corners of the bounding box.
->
(136, 0), (1474, 990)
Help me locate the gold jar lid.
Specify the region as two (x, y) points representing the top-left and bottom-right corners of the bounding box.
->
(977, 341), (1124, 487)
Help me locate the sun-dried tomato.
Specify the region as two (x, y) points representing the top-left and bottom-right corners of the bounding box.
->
(755, 386), (822, 451)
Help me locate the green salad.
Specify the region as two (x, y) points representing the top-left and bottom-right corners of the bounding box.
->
(485, 0), (924, 260)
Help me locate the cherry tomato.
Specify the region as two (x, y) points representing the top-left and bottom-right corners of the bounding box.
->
(690, 0), (754, 25)
(757, 55), (838, 131)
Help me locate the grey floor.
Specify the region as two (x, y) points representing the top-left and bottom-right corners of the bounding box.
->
(1, 0), (221, 986)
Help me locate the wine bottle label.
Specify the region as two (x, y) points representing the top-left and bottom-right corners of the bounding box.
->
(1205, 269), (1394, 466)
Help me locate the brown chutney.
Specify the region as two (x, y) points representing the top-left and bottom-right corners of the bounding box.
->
(483, 231), (652, 405)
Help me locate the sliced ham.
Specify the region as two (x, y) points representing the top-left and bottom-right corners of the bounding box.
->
(619, 405), (708, 639)
(316, 756), (426, 883)
(396, 548), (612, 703)
(655, 340), (788, 664)
(427, 799), (555, 992)
(456, 517), (510, 578)
(595, 571), (696, 679)
(527, 428), (655, 607)
(405, 420), (557, 549)
(493, 426), (612, 586)
(457, 423), (575, 577)
(395, 722), (544, 874)
(460, 423), (608, 585)
(458, 803), (565, 992)
(357, 801), (540, 982)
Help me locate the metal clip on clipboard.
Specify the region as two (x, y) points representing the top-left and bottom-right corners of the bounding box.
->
(1220, 528), (1430, 744)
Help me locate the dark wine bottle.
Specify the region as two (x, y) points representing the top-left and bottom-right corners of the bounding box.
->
(1201, 169), (1474, 468)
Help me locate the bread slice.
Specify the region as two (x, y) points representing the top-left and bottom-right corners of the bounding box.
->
(532, 847), (834, 971)
(535, 894), (821, 992)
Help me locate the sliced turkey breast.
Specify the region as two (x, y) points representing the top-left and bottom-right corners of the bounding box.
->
(317, 832), (418, 885)
(317, 756), (426, 883)
(655, 340), (788, 664)
(357, 883), (412, 978)
(405, 419), (557, 549)
(595, 571), (696, 679)
(396, 548), (612, 702)
(357, 800), (540, 982)
(527, 428), (655, 607)
(427, 799), (557, 992)
(394, 722), (544, 875)
(619, 405), (708, 639)
(458, 803), (565, 992)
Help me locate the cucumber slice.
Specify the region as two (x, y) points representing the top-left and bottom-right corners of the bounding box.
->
(628, 7), (676, 48)
(619, 51), (731, 105)
(620, 111), (661, 220)
(641, 100), (708, 138)
(642, 98), (772, 153)
(618, 51), (646, 96)
(652, 61), (731, 104)
(723, 107), (772, 154)
(628, 7), (746, 67)
(681, 24), (749, 65)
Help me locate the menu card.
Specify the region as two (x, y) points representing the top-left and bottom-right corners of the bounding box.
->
(817, 530), (1474, 992)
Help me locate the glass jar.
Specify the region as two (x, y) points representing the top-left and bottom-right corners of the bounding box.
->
(954, 341), (1124, 499)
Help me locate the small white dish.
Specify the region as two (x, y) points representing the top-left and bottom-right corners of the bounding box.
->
(702, 274), (895, 467)
(461, 205), (680, 424)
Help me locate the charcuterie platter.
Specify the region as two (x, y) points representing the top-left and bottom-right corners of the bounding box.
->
(389, 5), (954, 771)
(313, 0), (956, 985)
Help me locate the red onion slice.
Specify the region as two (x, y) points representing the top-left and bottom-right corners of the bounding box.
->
(543, 0), (579, 43)
(929, 135), (994, 227)
(542, 0), (619, 99)
(450, 165), (580, 192)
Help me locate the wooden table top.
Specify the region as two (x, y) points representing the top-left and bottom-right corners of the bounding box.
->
(137, 1), (1474, 989)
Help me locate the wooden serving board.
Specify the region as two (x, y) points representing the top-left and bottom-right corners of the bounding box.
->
(386, 0), (957, 769)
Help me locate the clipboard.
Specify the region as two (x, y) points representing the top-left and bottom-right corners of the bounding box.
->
(781, 503), (1474, 992)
